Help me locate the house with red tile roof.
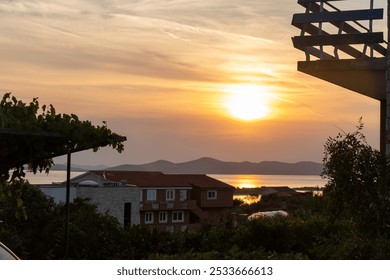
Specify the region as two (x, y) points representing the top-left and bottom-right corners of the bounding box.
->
(60, 170), (235, 231)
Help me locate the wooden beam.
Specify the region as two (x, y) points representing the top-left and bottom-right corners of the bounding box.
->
(303, 3), (370, 32)
(293, 3), (387, 56)
(298, 0), (344, 4)
(292, 9), (383, 25)
(299, 23), (385, 57)
(0, 128), (63, 137)
(295, 46), (336, 60)
(292, 32), (384, 48)
(294, 23), (370, 58)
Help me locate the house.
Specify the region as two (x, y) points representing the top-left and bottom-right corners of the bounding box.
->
(38, 170), (235, 232)
(87, 171), (235, 232)
(58, 171), (141, 227)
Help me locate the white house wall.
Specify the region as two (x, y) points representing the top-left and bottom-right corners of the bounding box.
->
(77, 186), (140, 226)
(39, 186), (77, 204)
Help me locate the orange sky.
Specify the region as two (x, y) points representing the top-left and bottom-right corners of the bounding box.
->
(0, 0), (386, 166)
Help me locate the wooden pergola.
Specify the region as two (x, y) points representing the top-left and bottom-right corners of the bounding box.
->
(292, 0), (389, 154)
(0, 128), (122, 258)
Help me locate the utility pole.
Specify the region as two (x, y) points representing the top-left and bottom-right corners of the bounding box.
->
(65, 152), (71, 259)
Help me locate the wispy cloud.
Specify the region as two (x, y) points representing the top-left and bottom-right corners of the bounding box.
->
(0, 0), (292, 86)
(0, 0), (381, 164)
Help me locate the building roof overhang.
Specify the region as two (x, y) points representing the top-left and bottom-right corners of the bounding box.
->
(297, 58), (386, 100)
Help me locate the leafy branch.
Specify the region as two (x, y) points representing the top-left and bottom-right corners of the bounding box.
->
(0, 93), (127, 180)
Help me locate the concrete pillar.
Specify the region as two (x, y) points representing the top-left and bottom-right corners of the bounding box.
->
(381, 100), (386, 154)
(386, 0), (390, 155)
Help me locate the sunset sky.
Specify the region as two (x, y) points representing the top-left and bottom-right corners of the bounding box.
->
(0, 0), (386, 166)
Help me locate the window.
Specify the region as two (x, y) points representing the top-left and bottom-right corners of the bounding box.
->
(124, 203), (132, 226)
(180, 190), (187, 201)
(207, 190), (217, 200)
(159, 211), (168, 223)
(172, 211), (184, 223)
(166, 189), (175, 201)
(147, 189), (156, 201)
(145, 212), (154, 224)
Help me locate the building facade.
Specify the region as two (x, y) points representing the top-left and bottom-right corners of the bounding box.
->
(136, 173), (235, 232)
(38, 170), (235, 231)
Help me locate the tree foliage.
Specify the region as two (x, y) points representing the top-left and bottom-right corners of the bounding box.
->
(2, 180), (390, 260)
(322, 120), (390, 233)
(0, 179), (59, 259)
(3, 112), (390, 259)
(0, 93), (126, 180)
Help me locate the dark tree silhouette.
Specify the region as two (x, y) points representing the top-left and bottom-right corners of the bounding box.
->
(0, 93), (126, 180)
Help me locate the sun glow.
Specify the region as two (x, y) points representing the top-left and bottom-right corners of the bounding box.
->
(222, 84), (274, 121)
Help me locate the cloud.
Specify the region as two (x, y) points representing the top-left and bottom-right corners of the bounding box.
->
(0, 0), (291, 89)
(0, 0), (381, 165)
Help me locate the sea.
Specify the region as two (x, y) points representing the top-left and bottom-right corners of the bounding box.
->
(23, 170), (326, 189)
(211, 174), (326, 189)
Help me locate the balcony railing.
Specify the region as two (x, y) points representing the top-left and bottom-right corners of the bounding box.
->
(140, 200), (208, 220)
(140, 200), (198, 211)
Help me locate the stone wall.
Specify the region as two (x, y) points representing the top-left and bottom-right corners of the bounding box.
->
(77, 186), (140, 226)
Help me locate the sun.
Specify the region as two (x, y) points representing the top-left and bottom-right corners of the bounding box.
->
(222, 84), (273, 121)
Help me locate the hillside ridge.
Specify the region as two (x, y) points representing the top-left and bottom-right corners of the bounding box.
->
(108, 157), (323, 175)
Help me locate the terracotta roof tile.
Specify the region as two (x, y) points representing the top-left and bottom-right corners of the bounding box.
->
(89, 170), (235, 190)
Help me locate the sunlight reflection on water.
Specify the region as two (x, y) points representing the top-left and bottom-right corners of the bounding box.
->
(234, 195), (261, 204)
(210, 174), (325, 205)
(209, 174), (326, 189)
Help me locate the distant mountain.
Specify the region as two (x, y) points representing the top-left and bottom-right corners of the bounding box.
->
(109, 157), (323, 175)
(51, 163), (108, 171)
